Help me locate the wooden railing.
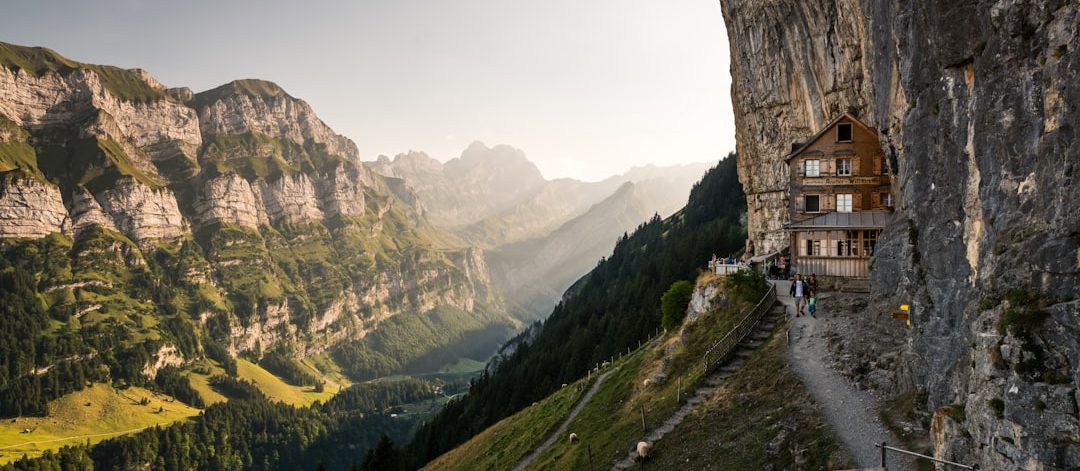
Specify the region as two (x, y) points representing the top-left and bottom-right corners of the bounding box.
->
(702, 284), (777, 374)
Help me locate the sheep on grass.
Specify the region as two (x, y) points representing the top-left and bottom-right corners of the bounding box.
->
(636, 441), (651, 462)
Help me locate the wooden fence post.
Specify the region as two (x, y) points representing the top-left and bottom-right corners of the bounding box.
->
(640, 405), (646, 432)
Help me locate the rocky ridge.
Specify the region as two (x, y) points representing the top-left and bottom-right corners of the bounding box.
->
(719, 1), (1078, 468)
(0, 42), (506, 385)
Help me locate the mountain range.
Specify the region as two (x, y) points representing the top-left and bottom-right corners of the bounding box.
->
(368, 146), (712, 320)
(0, 40), (513, 422)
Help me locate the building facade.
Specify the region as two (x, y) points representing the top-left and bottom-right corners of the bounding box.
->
(785, 114), (893, 279)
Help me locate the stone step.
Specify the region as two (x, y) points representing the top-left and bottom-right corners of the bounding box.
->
(751, 331), (773, 341)
(735, 348), (755, 359)
(742, 339), (765, 349)
(705, 377), (725, 386)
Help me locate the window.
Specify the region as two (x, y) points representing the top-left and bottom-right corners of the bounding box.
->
(881, 192), (893, 207)
(837, 123), (852, 142)
(837, 231), (860, 257)
(837, 194), (853, 213)
(806, 239), (822, 256)
(837, 159), (852, 176)
(805, 159), (820, 177)
(804, 195), (820, 212)
(862, 230), (878, 256)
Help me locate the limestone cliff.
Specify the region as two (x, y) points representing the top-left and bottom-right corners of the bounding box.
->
(720, 1), (1078, 468)
(0, 41), (507, 386)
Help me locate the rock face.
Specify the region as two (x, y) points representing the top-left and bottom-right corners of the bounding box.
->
(720, 1), (1079, 468)
(0, 173), (67, 237)
(0, 42), (507, 384)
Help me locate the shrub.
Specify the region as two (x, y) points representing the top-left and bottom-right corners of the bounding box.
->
(724, 270), (768, 304)
(660, 280), (694, 330)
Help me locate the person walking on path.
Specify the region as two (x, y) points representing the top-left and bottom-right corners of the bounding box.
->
(807, 274), (819, 318)
(789, 274), (808, 317)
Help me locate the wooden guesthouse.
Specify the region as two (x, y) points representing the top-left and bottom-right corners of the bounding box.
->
(784, 114), (893, 279)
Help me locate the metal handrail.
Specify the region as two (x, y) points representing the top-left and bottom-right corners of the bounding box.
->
(876, 442), (979, 470)
(702, 284), (777, 374)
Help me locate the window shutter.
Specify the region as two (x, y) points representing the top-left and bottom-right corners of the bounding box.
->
(873, 156), (882, 176)
(796, 196), (804, 212)
(854, 192), (863, 210)
(872, 192), (880, 207)
(852, 157), (861, 176)
(824, 195), (834, 211)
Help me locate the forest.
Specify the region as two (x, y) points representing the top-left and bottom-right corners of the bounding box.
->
(1, 378), (447, 470)
(406, 154), (746, 467)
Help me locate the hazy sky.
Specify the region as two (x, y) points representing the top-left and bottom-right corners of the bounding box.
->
(2, 0), (734, 181)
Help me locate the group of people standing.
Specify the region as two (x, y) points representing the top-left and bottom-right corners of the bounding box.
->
(788, 273), (818, 318)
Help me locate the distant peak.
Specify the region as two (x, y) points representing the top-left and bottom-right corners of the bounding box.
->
(462, 141), (490, 156)
(459, 141), (528, 164)
(195, 79), (293, 107)
(394, 150), (437, 164)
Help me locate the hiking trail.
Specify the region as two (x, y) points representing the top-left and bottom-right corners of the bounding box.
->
(777, 280), (915, 471)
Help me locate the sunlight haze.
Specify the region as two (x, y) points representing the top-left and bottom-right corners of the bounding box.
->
(1, 0), (734, 181)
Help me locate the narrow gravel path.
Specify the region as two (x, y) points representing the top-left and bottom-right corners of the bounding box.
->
(776, 280), (914, 470)
(512, 367), (618, 471)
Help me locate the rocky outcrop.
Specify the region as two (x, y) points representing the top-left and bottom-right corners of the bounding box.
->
(0, 66), (201, 164)
(258, 173), (325, 225)
(0, 173), (67, 238)
(100, 178), (184, 241)
(193, 174), (269, 228)
(195, 79), (357, 161)
(720, 0), (1079, 468)
(143, 344), (186, 379)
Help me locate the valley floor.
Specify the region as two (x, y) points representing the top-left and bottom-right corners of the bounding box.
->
(0, 384), (200, 464)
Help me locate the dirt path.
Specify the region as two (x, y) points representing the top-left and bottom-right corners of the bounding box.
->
(512, 367), (618, 471)
(776, 280), (914, 470)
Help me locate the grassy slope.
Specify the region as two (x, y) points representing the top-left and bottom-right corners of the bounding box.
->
(421, 372), (593, 471)
(235, 359), (337, 406)
(647, 331), (849, 469)
(0, 385), (200, 464)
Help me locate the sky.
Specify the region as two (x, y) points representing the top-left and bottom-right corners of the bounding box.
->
(1, 0), (734, 181)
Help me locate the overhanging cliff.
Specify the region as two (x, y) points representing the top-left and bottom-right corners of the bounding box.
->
(720, 0), (1078, 468)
